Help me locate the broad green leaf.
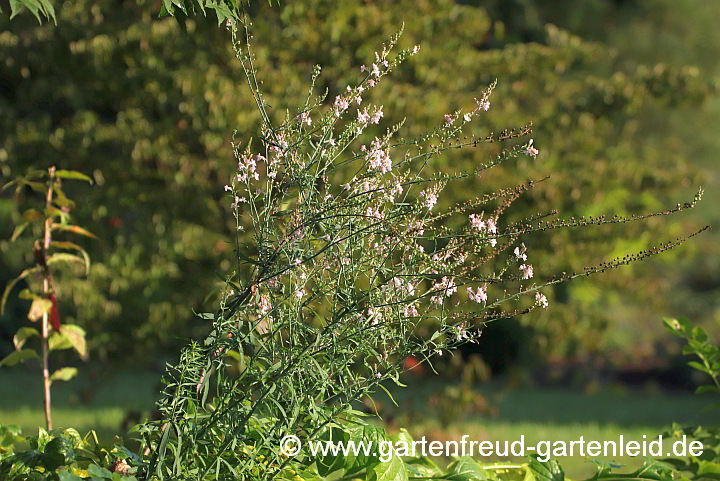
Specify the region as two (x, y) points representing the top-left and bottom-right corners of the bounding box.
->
(388, 428), (413, 447)
(367, 450), (408, 481)
(50, 367), (78, 383)
(49, 331), (73, 351)
(28, 298), (53, 322)
(403, 456), (443, 478)
(0, 349), (38, 367)
(316, 421), (386, 477)
(58, 471), (84, 481)
(59, 325), (89, 360)
(529, 455), (564, 481)
(54, 169), (94, 183)
(447, 456), (490, 481)
(43, 436), (74, 470)
(88, 463), (113, 479)
(51, 224), (98, 239)
(1, 266), (42, 314)
(13, 327), (40, 350)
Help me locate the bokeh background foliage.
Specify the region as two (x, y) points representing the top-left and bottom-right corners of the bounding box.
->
(1, 0), (718, 370)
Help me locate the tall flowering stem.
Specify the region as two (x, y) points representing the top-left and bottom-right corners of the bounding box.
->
(142, 17), (708, 481)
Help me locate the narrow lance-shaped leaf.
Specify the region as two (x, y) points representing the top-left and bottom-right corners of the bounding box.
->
(47, 253), (89, 273)
(54, 170), (94, 184)
(50, 241), (91, 275)
(50, 224), (98, 239)
(1, 266), (41, 314)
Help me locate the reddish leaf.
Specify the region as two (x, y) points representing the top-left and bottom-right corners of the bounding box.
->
(50, 293), (61, 332)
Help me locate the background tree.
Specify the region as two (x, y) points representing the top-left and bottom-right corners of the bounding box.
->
(0, 0), (715, 373)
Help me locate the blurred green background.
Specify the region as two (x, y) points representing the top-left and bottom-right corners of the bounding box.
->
(1, 0), (719, 477)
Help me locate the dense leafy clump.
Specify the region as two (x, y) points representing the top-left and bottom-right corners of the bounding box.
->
(118, 19), (707, 481)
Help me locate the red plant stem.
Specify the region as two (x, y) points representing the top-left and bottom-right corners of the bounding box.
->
(42, 166), (55, 431)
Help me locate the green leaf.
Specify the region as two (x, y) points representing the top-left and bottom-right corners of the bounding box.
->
(403, 456), (443, 478)
(54, 170), (94, 184)
(59, 325), (89, 360)
(49, 331), (73, 351)
(88, 463), (113, 479)
(51, 241), (91, 275)
(446, 456), (490, 481)
(688, 361), (711, 375)
(13, 327), (40, 350)
(50, 367), (78, 383)
(529, 455), (564, 481)
(27, 298), (53, 322)
(51, 224), (98, 239)
(367, 450), (408, 481)
(47, 253), (89, 272)
(696, 385), (719, 394)
(58, 471), (84, 481)
(1, 266), (42, 315)
(0, 349), (38, 367)
(10, 221), (30, 242)
(43, 436), (75, 470)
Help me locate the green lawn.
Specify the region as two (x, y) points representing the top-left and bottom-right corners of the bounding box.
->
(1, 368), (717, 479)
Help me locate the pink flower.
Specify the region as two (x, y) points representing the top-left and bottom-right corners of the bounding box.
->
(294, 289), (305, 299)
(535, 292), (549, 309)
(464, 113), (472, 122)
(298, 111), (312, 126)
(224, 185), (232, 192)
(411, 45), (420, 55)
(486, 217), (497, 234)
(334, 96), (349, 116)
(467, 286), (488, 303)
(258, 294), (272, 315)
(403, 304), (418, 317)
(419, 189), (438, 210)
(469, 213), (485, 231)
(514, 246), (527, 261)
(357, 108), (371, 124)
(526, 139), (539, 158)
(370, 106), (384, 124)
(519, 264), (534, 280)
(368, 79), (376, 87)
(444, 114), (455, 126)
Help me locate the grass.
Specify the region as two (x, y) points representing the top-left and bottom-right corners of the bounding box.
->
(1, 368), (718, 479)
(385, 380), (720, 478)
